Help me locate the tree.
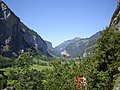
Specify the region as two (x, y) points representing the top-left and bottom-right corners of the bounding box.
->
(92, 27), (120, 89)
(8, 50), (44, 90)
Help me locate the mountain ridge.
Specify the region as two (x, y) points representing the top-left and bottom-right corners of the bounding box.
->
(0, 1), (50, 57)
(54, 31), (101, 57)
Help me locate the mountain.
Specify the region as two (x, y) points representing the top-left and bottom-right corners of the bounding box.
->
(54, 38), (79, 54)
(110, 0), (120, 32)
(54, 32), (101, 57)
(0, 1), (50, 57)
(54, 0), (119, 58)
(54, 1), (120, 58)
(45, 41), (60, 57)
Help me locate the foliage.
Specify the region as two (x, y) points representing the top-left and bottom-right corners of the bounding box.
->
(44, 27), (120, 90)
(113, 74), (120, 90)
(44, 58), (93, 90)
(8, 50), (45, 90)
(0, 55), (14, 68)
(0, 74), (7, 89)
(0, 27), (120, 90)
(92, 27), (120, 89)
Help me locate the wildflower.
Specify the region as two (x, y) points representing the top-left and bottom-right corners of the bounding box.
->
(74, 76), (88, 88)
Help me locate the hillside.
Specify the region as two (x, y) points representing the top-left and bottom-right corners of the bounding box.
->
(54, 32), (101, 57)
(45, 41), (60, 57)
(110, 0), (120, 31)
(0, 1), (50, 57)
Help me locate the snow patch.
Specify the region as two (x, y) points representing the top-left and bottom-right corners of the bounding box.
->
(61, 50), (70, 56)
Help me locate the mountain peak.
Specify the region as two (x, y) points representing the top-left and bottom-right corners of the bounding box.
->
(0, 1), (50, 57)
(110, 0), (120, 31)
(0, 1), (11, 21)
(54, 32), (101, 57)
(74, 37), (81, 41)
(118, 0), (120, 7)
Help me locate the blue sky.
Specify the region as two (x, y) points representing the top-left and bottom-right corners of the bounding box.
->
(3, 0), (117, 47)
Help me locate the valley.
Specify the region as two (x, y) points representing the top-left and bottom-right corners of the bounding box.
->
(0, 0), (120, 90)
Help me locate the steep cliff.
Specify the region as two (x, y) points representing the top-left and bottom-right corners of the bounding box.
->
(0, 1), (50, 57)
(45, 41), (60, 57)
(110, 0), (120, 31)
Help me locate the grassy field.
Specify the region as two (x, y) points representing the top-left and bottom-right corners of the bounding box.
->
(0, 64), (52, 75)
(31, 65), (53, 71)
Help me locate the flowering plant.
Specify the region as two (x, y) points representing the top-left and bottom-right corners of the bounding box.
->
(74, 76), (88, 88)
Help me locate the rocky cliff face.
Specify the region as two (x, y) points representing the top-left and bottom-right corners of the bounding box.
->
(54, 38), (78, 54)
(45, 41), (60, 57)
(0, 1), (50, 57)
(110, 0), (120, 31)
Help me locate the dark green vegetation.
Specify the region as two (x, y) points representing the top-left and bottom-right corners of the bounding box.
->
(0, 27), (120, 90)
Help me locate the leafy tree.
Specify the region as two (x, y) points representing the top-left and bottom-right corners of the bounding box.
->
(0, 55), (14, 68)
(8, 50), (44, 90)
(44, 58), (93, 90)
(0, 73), (7, 89)
(91, 27), (120, 89)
